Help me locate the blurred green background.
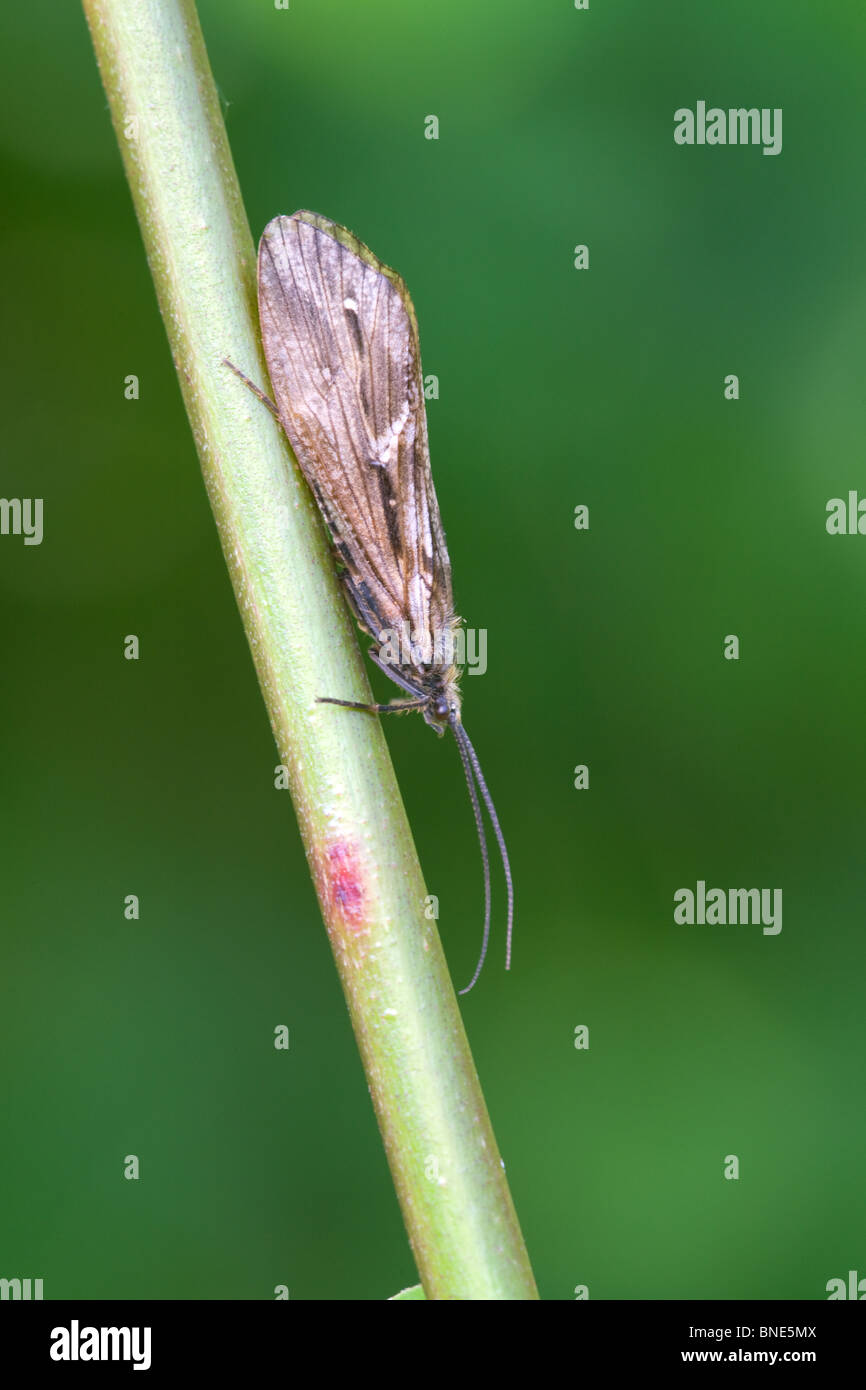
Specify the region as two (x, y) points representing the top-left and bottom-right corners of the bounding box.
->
(2, 0), (865, 1300)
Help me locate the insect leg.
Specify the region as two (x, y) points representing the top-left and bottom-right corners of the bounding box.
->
(222, 358), (281, 421)
(366, 648), (428, 699)
(317, 695), (428, 715)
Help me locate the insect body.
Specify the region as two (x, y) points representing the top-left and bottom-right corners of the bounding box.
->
(228, 210), (512, 993)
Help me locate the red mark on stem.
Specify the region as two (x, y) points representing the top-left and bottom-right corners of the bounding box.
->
(319, 840), (367, 935)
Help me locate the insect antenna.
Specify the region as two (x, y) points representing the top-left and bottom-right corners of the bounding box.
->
(451, 718), (514, 992)
(451, 721), (492, 995)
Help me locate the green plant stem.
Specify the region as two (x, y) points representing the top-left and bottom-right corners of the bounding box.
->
(82, 0), (538, 1300)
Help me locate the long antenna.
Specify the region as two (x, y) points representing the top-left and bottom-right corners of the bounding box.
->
(451, 717), (514, 990)
(456, 721), (514, 973)
(451, 720), (492, 995)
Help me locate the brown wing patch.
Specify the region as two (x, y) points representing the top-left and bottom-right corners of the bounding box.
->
(257, 212), (454, 660)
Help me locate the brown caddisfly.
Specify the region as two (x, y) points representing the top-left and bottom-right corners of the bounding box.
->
(225, 210), (512, 993)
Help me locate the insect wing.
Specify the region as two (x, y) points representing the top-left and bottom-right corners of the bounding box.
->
(257, 211), (454, 663)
